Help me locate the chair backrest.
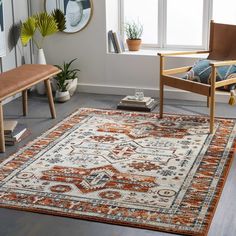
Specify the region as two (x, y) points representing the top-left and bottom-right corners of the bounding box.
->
(208, 20), (236, 60)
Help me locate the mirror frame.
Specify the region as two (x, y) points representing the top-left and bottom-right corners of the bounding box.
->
(44, 0), (93, 34)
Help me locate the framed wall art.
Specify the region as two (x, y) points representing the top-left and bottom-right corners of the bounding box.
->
(0, 0), (5, 57)
(45, 0), (93, 34)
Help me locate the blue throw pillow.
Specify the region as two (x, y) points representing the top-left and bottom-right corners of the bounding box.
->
(183, 59), (236, 90)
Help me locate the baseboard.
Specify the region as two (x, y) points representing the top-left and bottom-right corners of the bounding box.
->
(78, 83), (230, 103)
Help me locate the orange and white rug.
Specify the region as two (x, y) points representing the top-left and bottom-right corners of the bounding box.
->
(0, 108), (235, 236)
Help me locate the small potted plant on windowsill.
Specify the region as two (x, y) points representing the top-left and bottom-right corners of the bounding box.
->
(54, 58), (80, 102)
(124, 21), (143, 51)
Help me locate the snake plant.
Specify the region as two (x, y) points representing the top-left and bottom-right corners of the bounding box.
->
(20, 10), (65, 49)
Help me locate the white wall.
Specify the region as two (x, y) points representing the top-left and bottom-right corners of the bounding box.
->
(1, 0), (32, 104)
(31, 0), (229, 103)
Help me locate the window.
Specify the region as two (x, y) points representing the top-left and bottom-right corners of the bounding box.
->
(123, 0), (158, 45)
(121, 0), (215, 49)
(166, 0), (204, 47)
(213, 0), (236, 24)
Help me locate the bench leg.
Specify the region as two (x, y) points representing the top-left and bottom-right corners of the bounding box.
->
(22, 90), (28, 116)
(0, 102), (5, 153)
(44, 79), (56, 119)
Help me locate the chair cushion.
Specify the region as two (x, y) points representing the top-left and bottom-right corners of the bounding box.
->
(183, 59), (236, 90)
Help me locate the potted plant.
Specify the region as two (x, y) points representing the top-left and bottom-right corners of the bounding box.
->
(20, 9), (66, 94)
(54, 58), (80, 102)
(55, 77), (70, 103)
(124, 21), (143, 51)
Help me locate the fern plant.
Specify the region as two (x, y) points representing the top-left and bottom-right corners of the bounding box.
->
(20, 10), (65, 49)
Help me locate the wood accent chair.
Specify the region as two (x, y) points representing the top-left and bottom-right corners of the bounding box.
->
(158, 20), (236, 134)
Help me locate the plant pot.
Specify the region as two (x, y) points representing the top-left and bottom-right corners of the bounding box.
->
(55, 90), (70, 103)
(126, 39), (142, 51)
(66, 78), (78, 96)
(36, 49), (47, 95)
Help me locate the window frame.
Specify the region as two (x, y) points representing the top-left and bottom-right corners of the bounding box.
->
(120, 0), (213, 50)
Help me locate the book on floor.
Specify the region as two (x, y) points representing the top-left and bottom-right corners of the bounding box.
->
(4, 123), (30, 146)
(121, 96), (152, 105)
(3, 120), (18, 134)
(5, 129), (30, 146)
(117, 96), (158, 112)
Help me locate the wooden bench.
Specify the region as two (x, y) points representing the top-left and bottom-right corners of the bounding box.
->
(0, 64), (61, 153)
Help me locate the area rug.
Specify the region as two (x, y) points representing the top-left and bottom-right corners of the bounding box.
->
(0, 108), (235, 236)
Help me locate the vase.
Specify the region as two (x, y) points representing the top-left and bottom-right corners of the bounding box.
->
(66, 0), (83, 27)
(66, 78), (78, 96)
(55, 91), (70, 103)
(36, 49), (46, 95)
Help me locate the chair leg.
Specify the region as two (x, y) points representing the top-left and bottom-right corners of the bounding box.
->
(159, 79), (164, 119)
(44, 79), (56, 119)
(210, 93), (215, 134)
(22, 90), (28, 116)
(210, 66), (216, 134)
(0, 102), (5, 153)
(207, 96), (211, 108)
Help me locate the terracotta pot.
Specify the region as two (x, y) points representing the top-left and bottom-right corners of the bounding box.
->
(126, 39), (142, 51)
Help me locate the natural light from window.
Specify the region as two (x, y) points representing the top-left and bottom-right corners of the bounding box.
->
(123, 0), (158, 45)
(121, 0), (236, 49)
(166, 0), (204, 46)
(213, 0), (236, 24)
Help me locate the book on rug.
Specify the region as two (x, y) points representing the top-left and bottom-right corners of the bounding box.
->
(3, 120), (18, 135)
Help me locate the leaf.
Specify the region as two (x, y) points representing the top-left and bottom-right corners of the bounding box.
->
(51, 9), (66, 32)
(8, 21), (22, 51)
(35, 12), (58, 38)
(20, 17), (36, 46)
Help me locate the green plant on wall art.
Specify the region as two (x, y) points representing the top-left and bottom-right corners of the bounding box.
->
(21, 9), (66, 49)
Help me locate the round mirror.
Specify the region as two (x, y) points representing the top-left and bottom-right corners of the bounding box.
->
(45, 0), (93, 33)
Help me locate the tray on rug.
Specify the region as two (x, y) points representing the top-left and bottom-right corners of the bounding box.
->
(0, 108), (235, 236)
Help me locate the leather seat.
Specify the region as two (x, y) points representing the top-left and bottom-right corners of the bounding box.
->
(0, 64), (59, 101)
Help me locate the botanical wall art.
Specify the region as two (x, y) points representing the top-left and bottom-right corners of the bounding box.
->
(0, 0), (6, 57)
(45, 0), (93, 33)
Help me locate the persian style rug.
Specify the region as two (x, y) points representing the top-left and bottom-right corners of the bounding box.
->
(0, 108), (235, 236)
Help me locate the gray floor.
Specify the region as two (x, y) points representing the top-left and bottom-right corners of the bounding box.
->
(0, 92), (235, 236)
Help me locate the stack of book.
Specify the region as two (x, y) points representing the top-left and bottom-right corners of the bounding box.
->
(4, 120), (29, 146)
(108, 30), (125, 53)
(117, 96), (158, 112)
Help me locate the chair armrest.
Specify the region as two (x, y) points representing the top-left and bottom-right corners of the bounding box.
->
(158, 50), (210, 57)
(210, 60), (236, 67)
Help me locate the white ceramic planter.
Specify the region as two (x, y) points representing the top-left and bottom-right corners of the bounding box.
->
(55, 90), (70, 103)
(36, 49), (46, 95)
(66, 78), (78, 96)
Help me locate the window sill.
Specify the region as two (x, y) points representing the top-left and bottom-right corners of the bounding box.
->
(107, 49), (208, 58)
